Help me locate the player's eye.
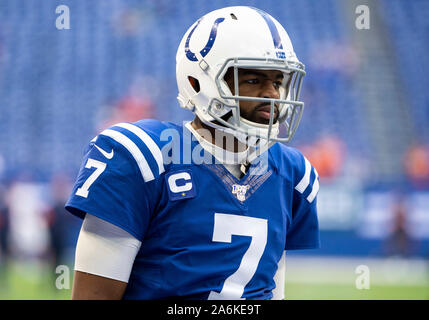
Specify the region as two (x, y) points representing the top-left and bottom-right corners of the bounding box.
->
(244, 78), (259, 85)
(273, 81), (282, 89)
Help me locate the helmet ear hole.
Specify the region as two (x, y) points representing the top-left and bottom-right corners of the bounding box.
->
(223, 67), (236, 95)
(188, 76), (200, 93)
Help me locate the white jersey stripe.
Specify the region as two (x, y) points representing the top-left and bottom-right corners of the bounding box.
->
(115, 123), (165, 175)
(295, 156), (311, 193)
(100, 129), (155, 182)
(306, 169), (319, 203)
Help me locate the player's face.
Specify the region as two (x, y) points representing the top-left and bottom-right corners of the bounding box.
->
(224, 68), (291, 125)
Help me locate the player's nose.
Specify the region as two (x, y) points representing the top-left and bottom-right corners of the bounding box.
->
(260, 80), (280, 99)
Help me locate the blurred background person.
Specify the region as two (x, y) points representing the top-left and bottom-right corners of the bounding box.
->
(383, 196), (414, 257)
(45, 173), (81, 290)
(0, 182), (10, 289)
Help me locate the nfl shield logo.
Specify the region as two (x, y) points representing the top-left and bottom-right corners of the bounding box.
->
(231, 184), (249, 202)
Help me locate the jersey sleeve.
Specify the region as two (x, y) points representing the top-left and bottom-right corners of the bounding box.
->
(65, 122), (165, 241)
(285, 153), (320, 250)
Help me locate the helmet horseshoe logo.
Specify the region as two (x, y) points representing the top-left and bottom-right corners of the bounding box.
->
(185, 17), (225, 62)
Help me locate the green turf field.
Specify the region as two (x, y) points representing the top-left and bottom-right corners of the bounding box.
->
(284, 256), (429, 300)
(0, 256), (428, 300)
(0, 262), (73, 300)
(285, 283), (429, 300)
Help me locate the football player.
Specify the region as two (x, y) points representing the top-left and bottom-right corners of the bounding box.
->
(66, 6), (320, 300)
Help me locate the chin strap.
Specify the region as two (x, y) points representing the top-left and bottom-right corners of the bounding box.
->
(195, 117), (276, 172)
(240, 139), (276, 177)
(240, 162), (251, 177)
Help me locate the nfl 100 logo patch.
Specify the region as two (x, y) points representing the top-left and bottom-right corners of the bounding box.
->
(231, 184), (249, 202)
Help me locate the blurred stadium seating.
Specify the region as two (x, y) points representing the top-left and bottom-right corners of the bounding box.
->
(0, 0), (428, 299)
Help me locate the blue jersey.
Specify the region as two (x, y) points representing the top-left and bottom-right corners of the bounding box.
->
(65, 119), (320, 300)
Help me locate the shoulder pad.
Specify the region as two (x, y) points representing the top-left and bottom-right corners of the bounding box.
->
(272, 143), (319, 203)
(93, 121), (167, 182)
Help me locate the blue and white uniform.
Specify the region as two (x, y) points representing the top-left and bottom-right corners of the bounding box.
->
(65, 119), (320, 300)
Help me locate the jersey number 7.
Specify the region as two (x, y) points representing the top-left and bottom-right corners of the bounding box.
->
(75, 158), (107, 198)
(208, 213), (268, 300)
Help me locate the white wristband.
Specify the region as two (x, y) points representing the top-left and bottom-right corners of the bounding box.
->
(74, 214), (142, 283)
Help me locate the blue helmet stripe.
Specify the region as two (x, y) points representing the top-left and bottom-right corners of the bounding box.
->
(251, 7), (283, 50)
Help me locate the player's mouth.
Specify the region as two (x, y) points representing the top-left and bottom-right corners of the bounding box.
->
(255, 104), (278, 123)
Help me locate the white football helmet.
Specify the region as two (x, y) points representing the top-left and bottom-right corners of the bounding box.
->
(176, 6), (305, 155)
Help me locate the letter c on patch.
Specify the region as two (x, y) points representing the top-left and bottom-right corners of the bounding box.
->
(168, 172), (193, 193)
